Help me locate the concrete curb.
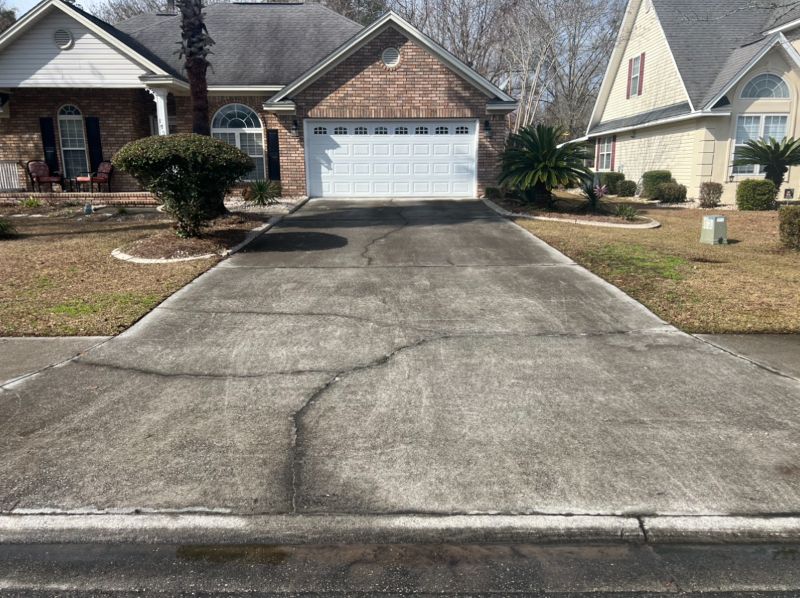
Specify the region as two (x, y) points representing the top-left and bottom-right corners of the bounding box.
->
(482, 198), (662, 229)
(0, 514), (640, 545)
(1, 513), (799, 545)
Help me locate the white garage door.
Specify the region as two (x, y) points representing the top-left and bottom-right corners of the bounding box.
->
(305, 119), (478, 198)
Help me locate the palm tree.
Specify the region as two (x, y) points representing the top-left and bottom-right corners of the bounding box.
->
(176, 0), (213, 136)
(733, 137), (800, 189)
(499, 124), (591, 206)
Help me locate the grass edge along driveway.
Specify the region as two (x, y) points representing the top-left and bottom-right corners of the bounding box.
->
(517, 206), (800, 334)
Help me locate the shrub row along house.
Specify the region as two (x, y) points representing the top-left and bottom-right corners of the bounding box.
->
(586, 0), (800, 204)
(0, 0), (516, 199)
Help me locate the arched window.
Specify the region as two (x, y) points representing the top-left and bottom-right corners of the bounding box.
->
(354, 126), (368, 135)
(435, 126), (449, 135)
(58, 105), (88, 179)
(313, 126), (327, 135)
(334, 126), (348, 135)
(741, 74), (790, 99)
(394, 126), (408, 135)
(455, 126), (470, 135)
(415, 126), (429, 135)
(374, 126), (388, 135)
(211, 104), (265, 180)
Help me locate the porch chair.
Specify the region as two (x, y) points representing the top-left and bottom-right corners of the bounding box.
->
(25, 160), (63, 192)
(76, 161), (114, 193)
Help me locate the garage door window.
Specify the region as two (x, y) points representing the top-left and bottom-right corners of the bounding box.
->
(415, 126), (429, 135)
(394, 126), (408, 135)
(456, 126), (469, 134)
(314, 126), (327, 135)
(334, 126), (348, 134)
(211, 103), (265, 180)
(375, 126), (389, 135)
(354, 126), (368, 135)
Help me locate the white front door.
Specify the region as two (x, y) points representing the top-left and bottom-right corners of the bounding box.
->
(305, 119), (478, 198)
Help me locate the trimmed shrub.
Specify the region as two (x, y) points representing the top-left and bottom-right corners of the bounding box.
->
(641, 170), (672, 198)
(618, 180), (637, 197)
(599, 172), (625, 195)
(244, 180), (281, 206)
(114, 134), (252, 237)
(779, 206), (800, 250)
(654, 181), (687, 203)
(699, 182), (723, 208)
(0, 216), (15, 238)
(736, 179), (777, 211)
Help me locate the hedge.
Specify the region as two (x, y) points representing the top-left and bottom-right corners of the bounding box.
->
(599, 172), (626, 195)
(779, 206), (800, 249)
(736, 179), (777, 211)
(654, 181), (687, 203)
(641, 170), (672, 198)
(699, 182), (723, 208)
(618, 180), (637, 197)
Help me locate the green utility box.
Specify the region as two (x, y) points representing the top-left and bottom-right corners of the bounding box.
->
(700, 215), (727, 245)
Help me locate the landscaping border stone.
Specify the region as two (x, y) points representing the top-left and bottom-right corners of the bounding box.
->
(482, 198), (661, 229)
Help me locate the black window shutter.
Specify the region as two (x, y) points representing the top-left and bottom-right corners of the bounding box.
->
(85, 117), (103, 172)
(267, 129), (281, 181)
(39, 117), (59, 173)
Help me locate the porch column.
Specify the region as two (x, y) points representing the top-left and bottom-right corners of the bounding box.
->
(146, 88), (169, 136)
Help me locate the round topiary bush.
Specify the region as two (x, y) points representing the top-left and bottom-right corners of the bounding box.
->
(779, 206), (800, 250)
(736, 179), (777, 211)
(654, 181), (687, 203)
(617, 180), (637, 197)
(641, 170), (672, 198)
(114, 134), (253, 236)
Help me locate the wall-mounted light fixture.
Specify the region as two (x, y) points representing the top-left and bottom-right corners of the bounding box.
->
(484, 119), (492, 134)
(728, 174), (735, 183)
(292, 119), (299, 135)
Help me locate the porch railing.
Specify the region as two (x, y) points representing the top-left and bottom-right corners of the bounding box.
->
(0, 161), (22, 191)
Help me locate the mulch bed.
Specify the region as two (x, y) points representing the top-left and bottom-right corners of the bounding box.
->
(121, 213), (266, 260)
(493, 196), (648, 224)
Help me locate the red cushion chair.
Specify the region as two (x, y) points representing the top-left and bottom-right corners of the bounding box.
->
(26, 160), (63, 192)
(76, 161), (113, 193)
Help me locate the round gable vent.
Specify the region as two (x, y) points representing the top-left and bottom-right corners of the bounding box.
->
(54, 29), (74, 50)
(381, 47), (401, 68)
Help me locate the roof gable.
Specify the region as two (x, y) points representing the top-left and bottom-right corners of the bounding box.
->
(268, 11), (515, 104)
(0, 0), (175, 79)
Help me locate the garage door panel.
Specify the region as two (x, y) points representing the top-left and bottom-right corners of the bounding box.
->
(306, 120), (476, 198)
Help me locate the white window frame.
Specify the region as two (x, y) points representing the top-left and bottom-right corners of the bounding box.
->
(597, 136), (613, 172)
(740, 73), (791, 100)
(630, 54), (642, 98)
(211, 103), (266, 181)
(731, 113), (790, 176)
(57, 104), (89, 180)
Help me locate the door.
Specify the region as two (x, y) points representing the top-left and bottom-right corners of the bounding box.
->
(305, 119), (478, 198)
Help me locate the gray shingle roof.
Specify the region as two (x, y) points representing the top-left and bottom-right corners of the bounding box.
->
(590, 101), (691, 134)
(652, 0), (800, 110)
(115, 2), (363, 85)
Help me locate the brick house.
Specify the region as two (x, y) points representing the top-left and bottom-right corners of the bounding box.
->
(0, 0), (516, 199)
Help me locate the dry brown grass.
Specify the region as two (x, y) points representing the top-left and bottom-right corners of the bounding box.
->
(0, 207), (216, 336)
(517, 207), (800, 333)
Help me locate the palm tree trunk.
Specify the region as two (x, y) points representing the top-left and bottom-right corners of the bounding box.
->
(186, 55), (210, 136)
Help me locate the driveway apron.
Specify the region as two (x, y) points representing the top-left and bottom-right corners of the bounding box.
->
(1, 199), (798, 517)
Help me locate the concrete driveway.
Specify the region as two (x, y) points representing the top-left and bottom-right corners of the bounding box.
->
(1, 199), (799, 536)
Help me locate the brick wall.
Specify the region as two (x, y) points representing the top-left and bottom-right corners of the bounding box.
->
(0, 88), (152, 192)
(280, 26), (507, 196)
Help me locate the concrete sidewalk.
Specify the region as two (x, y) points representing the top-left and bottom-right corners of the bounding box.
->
(1, 199), (799, 545)
(0, 337), (110, 385)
